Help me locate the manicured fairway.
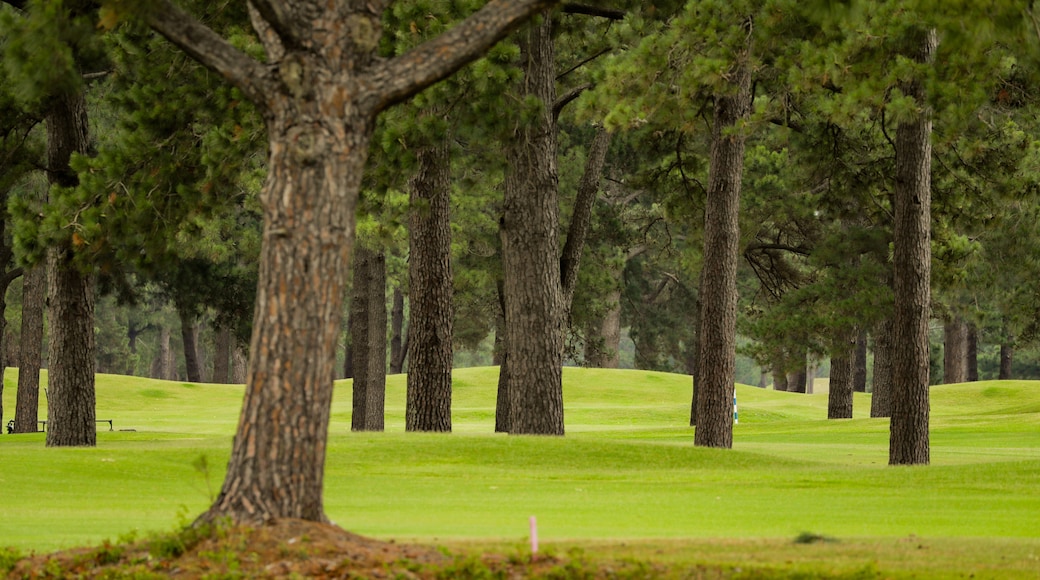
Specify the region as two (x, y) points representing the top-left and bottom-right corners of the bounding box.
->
(1, 367), (1038, 576)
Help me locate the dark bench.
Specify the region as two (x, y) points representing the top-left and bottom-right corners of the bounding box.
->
(6, 419), (113, 433)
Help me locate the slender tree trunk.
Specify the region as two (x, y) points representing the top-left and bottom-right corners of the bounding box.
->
(501, 15), (564, 435)
(231, 344), (247, 384)
(14, 266), (45, 433)
(179, 307), (203, 383)
(871, 316), (895, 418)
(690, 270), (704, 426)
(828, 333), (856, 419)
(788, 352), (808, 394)
(152, 326), (176, 380)
(351, 246), (372, 431)
(560, 126), (610, 314)
(406, 140), (454, 432)
(999, 341), (1013, 380)
(694, 26), (752, 449)
(966, 324), (978, 382)
(365, 250), (387, 431)
(889, 29), (937, 467)
(942, 316), (968, 384)
(44, 88), (96, 448)
(853, 329), (868, 393)
(212, 325), (232, 384)
(343, 310), (354, 380)
(494, 279), (510, 432)
(389, 287), (406, 375)
(597, 280), (622, 368)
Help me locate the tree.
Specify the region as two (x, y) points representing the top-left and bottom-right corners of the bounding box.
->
(106, 0), (561, 521)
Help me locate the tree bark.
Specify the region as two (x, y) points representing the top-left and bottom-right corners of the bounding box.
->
(694, 25), (752, 449)
(406, 140), (454, 432)
(889, 29), (937, 467)
(152, 326), (176, 380)
(143, 0), (562, 525)
(788, 352), (808, 394)
(772, 366), (788, 392)
(828, 333), (856, 419)
(966, 323), (978, 382)
(179, 307), (203, 383)
(350, 246), (386, 432)
(212, 325), (232, 383)
(689, 269), (704, 426)
(389, 287), (406, 375)
(560, 126), (610, 314)
(871, 317), (895, 418)
(853, 329), (868, 393)
(13, 265), (45, 433)
(501, 14), (565, 436)
(999, 340), (1013, 380)
(44, 87), (96, 448)
(494, 279), (510, 433)
(942, 316), (968, 384)
(231, 344), (247, 384)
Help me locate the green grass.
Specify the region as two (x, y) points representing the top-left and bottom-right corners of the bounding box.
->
(1, 367), (1039, 577)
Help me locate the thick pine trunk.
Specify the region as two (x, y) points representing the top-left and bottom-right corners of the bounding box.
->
(200, 108), (365, 524)
(179, 307), (203, 383)
(871, 316), (895, 418)
(406, 141), (454, 432)
(44, 89), (96, 448)
(694, 34), (752, 449)
(13, 266), (45, 433)
(828, 333), (856, 419)
(501, 15), (565, 436)
(212, 326), (232, 384)
(889, 29), (937, 467)
(389, 287), (406, 375)
(46, 245), (97, 447)
(853, 330), (868, 393)
(942, 316), (968, 384)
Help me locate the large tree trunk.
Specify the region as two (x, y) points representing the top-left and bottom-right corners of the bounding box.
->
(389, 287), (406, 375)
(179, 307), (203, 383)
(406, 140), (454, 432)
(871, 316), (895, 418)
(212, 325), (232, 384)
(44, 88), (96, 448)
(828, 333), (856, 419)
(889, 29), (937, 467)
(942, 316), (968, 384)
(853, 330), (868, 393)
(500, 15), (565, 436)
(151, 326), (176, 380)
(13, 266), (45, 433)
(694, 29), (752, 449)
(143, 0), (562, 525)
(772, 366), (788, 392)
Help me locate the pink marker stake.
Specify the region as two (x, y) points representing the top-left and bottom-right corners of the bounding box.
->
(529, 515), (539, 556)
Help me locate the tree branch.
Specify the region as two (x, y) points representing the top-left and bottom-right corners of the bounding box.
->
(247, 0), (301, 51)
(560, 126), (611, 310)
(368, 0), (561, 113)
(561, 3), (625, 20)
(553, 83), (591, 119)
(144, 0), (275, 110)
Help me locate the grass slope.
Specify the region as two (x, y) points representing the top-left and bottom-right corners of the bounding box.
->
(1, 367), (1039, 573)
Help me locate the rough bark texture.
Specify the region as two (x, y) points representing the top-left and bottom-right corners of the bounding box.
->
(152, 326), (176, 380)
(501, 15), (565, 436)
(179, 308), (203, 383)
(560, 126), (610, 314)
(350, 246), (386, 432)
(231, 345), (247, 384)
(871, 317), (894, 418)
(942, 317), (968, 384)
(44, 89), (96, 448)
(143, 0), (561, 525)
(788, 355), (808, 394)
(212, 326), (232, 384)
(406, 141), (453, 432)
(13, 265), (45, 433)
(694, 28), (752, 449)
(999, 341), (1014, 380)
(889, 29), (937, 467)
(494, 280), (509, 433)
(828, 333), (856, 419)
(389, 287), (406, 375)
(966, 324), (978, 382)
(853, 330), (868, 393)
